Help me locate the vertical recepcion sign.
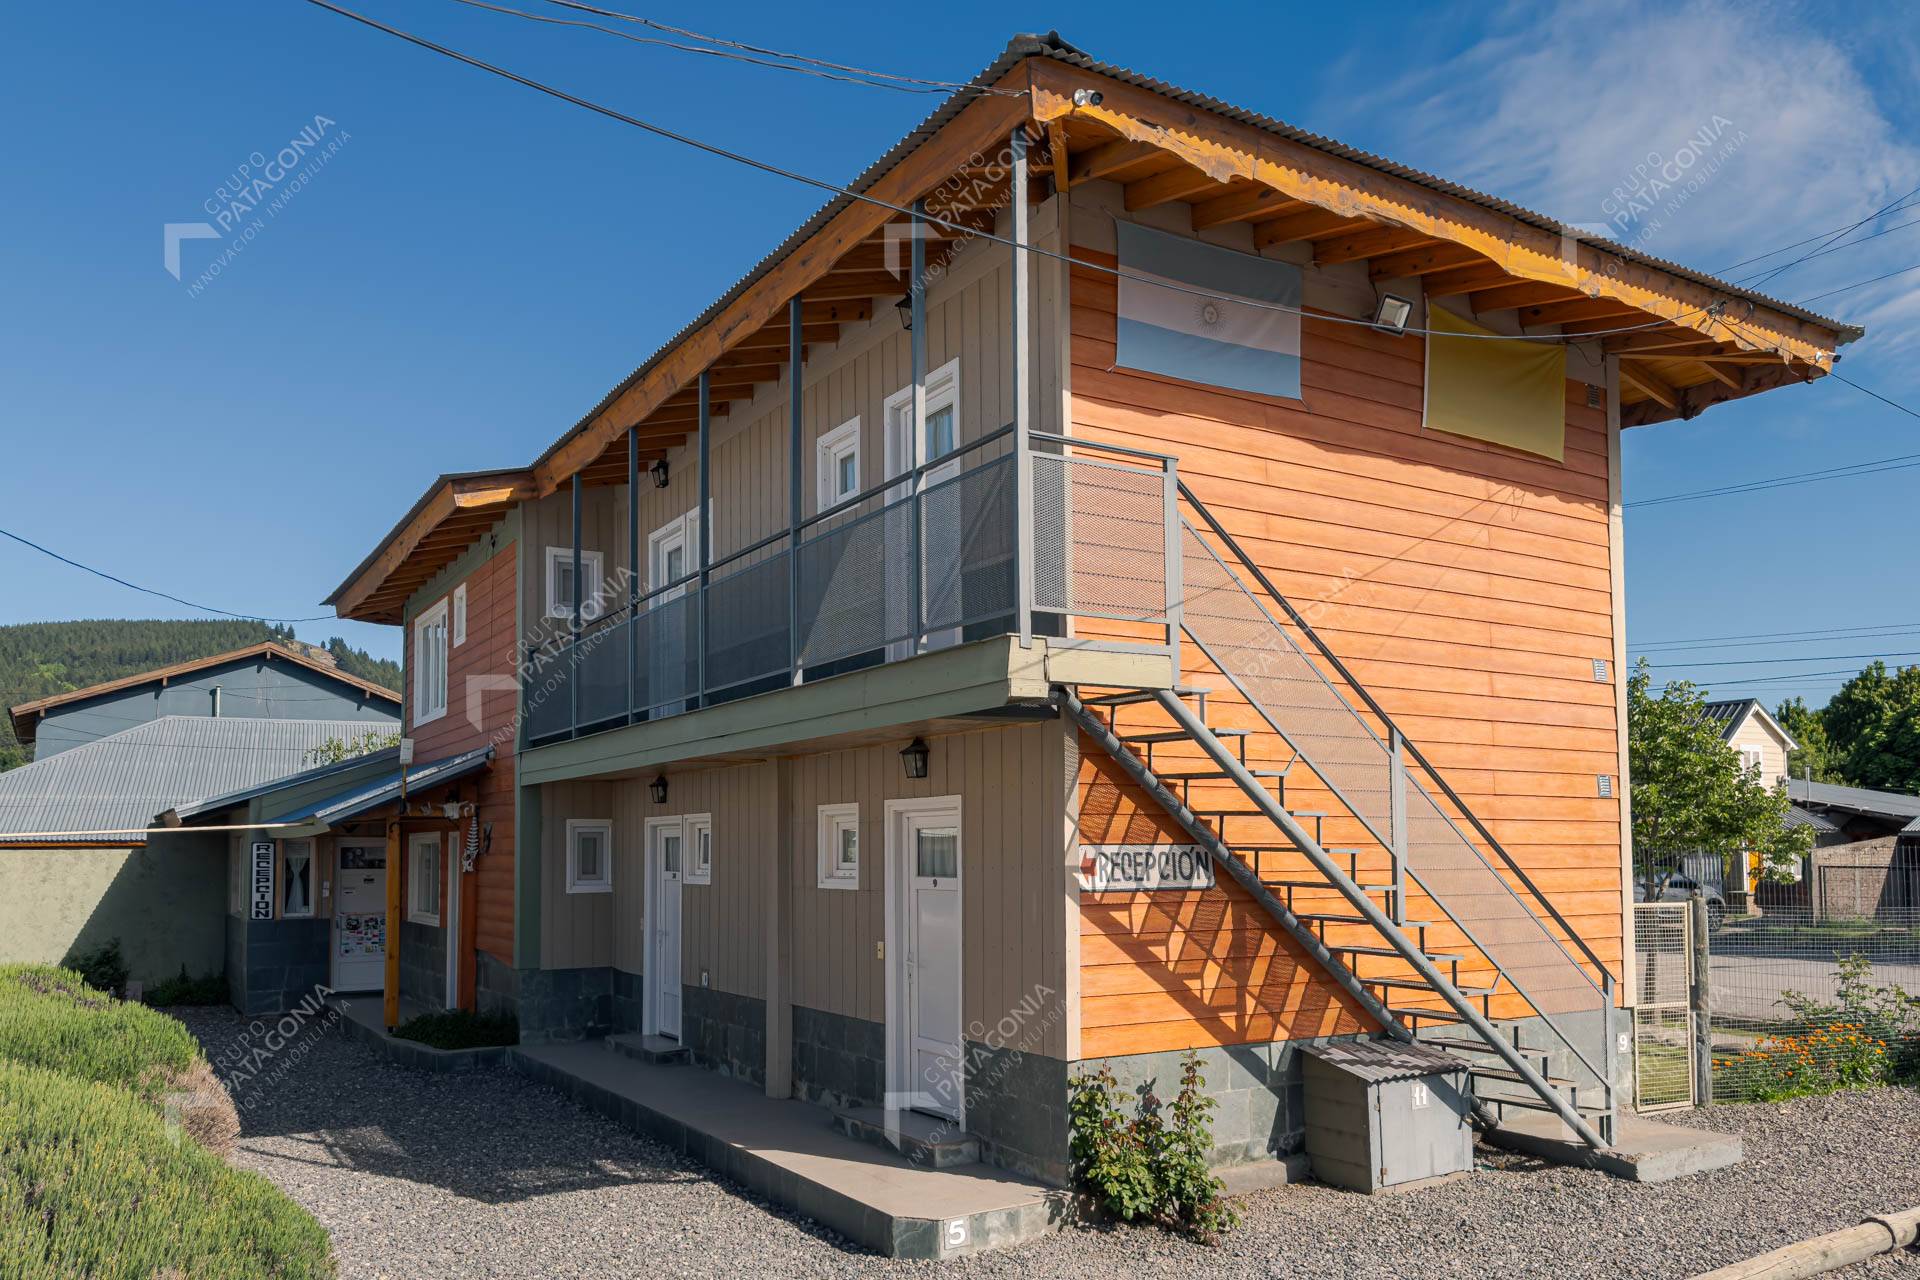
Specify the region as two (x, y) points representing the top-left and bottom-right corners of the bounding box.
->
(250, 840), (276, 920)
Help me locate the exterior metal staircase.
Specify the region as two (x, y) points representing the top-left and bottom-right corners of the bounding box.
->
(1055, 482), (1621, 1150)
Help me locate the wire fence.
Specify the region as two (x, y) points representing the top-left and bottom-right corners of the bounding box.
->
(1703, 863), (1920, 1102)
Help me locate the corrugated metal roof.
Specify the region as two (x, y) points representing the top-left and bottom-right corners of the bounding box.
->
(172, 746), (404, 821)
(1904, 815), (1920, 835)
(272, 746), (495, 827)
(1785, 805), (1841, 833)
(1301, 1037), (1466, 1083)
(530, 30), (1860, 481)
(1700, 699), (1757, 741)
(1789, 777), (1920, 821)
(0, 717), (384, 845)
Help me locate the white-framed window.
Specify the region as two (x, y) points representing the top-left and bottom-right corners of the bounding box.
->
(281, 838), (315, 918)
(412, 598), (449, 727)
(648, 508), (706, 595)
(685, 813), (713, 885)
(1739, 745), (1764, 777)
(817, 802), (859, 890)
(408, 833), (442, 925)
(545, 546), (605, 621)
(883, 357), (962, 484)
(816, 416), (861, 511)
(452, 583), (468, 647)
(566, 818), (614, 894)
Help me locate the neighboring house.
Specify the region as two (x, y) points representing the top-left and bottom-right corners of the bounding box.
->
(262, 33), (1853, 1192)
(1788, 777), (1920, 842)
(9, 641), (401, 761)
(1701, 697), (1799, 907)
(0, 715), (400, 987)
(1805, 834), (1917, 922)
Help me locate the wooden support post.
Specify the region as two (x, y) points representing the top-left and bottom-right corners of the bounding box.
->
(697, 370), (711, 705)
(1690, 892), (1713, 1106)
(1011, 124), (1034, 649)
(765, 757), (795, 1097)
(570, 474), (582, 736)
(909, 199), (926, 652)
(627, 426), (638, 724)
(383, 820), (401, 1030)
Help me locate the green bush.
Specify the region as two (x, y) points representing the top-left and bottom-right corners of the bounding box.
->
(392, 1009), (518, 1050)
(58, 938), (128, 996)
(144, 965), (230, 1008)
(0, 965), (198, 1102)
(0, 1059), (334, 1279)
(1068, 1050), (1239, 1243)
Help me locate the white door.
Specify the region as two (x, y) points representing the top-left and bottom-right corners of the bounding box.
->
(649, 514), (698, 712)
(884, 372), (963, 659)
(887, 797), (964, 1121)
(333, 840), (388, 992)
(649, 818), (684, 1039)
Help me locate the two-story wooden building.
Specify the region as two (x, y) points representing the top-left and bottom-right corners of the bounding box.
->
(318, 34), (1856, 1185)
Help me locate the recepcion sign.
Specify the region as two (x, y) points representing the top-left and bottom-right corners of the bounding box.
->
(250, 841), (276, 920)
(1076, 844), (1215, 892)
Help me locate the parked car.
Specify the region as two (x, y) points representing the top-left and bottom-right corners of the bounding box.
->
(1634, 872), (1727, 932)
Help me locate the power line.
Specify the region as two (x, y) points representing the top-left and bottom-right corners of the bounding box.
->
(1743, 181), (1920, 292)
(1634, 629), (1920, 655)
(538, 0), (1022, 94)
(0, 527), (336, 624)
(1630, 620), (1920, 648)
(1714, 196), (1920, 275)
(1625, 450), (1920, 508)
(1797, 259), (1920, 306)
(1646, 650), (1920, 669)
(300, 0), (1700, 345)
(444, 0), (994, 95)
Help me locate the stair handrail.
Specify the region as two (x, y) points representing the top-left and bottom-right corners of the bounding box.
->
(1175, 479), (1618, 991)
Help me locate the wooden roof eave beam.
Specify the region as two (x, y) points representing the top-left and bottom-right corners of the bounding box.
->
(1623, 361), (1821, 428)
(1023, 58), (1840, 367)
(330, 471), (532, 619)
(532, 69), (1031, 496)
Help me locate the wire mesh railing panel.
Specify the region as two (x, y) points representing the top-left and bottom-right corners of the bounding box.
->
(575, 615), (633, 728)
(706, 550), (791, 696)
(922, 456), (1015, 635)
(1031, 452), (1170, 624)
(794, 497), (916, 670)
(1704, 872), (1920, 1101)
(1632, 903), (1694, 1110)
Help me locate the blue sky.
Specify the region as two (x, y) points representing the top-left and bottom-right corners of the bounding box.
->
(2, 0), (1915, 709)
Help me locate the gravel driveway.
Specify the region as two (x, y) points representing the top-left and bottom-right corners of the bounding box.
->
(175, 1008), (1920, 1278)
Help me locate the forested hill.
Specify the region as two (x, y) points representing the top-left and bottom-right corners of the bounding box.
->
(0, 620), (400, 772)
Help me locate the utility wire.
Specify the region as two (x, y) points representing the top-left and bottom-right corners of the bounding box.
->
(1625, 450), (1920, 508)
(444, 0), (984, 95)
(538, 0), (1023, 94)
(1633, 627), (1920, 654)
(1645, 650), (1920, 669)
(0, 527), (336, 624)
(300, 0), (1699, 344)
(1714, 197), (1920, 275)
(1796, 259), (1920, 306)
(1744, 181), (1920, 292)
(1631, 620), (1920, 648)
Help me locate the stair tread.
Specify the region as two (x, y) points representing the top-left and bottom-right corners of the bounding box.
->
(1081, 685), (1211, 707)
(1422, 1036), (1546, 1059)
(1323, 943), (1467, 963)
(1158, 768), (1287, 780)
(1468, 1066), (1578, 1088)
(1480, 1092), (1610, 1116)
(1365, 976), (1499, 996)
(1299, 913), (1436, 928)
(1120, 728), (1251, 743)
(1263, 879), (1396, 894)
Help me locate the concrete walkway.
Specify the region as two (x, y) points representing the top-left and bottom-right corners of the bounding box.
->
(509, 1042), (1072, 1259)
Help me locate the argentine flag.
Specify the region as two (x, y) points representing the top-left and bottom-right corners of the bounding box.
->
(1115, 220), (1303, 401)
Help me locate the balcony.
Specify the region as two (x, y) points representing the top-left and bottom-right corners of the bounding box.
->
(521, 430), (1182, 752)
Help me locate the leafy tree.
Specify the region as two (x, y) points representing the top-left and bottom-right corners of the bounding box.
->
(303, 728), (401, 768)
(1820, 661), (1920, 794)
(1775, 696), (1838, 783)
(1629, 660), (1811, 881)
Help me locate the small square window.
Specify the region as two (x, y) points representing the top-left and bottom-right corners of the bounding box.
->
(546, 547), (605, 621)
(408, 834), (442, 925)
(567, 819), (614, 894)
(281, 839), (315, 919)
(685, 813), (713, 886)
(817, 803), (859, 890)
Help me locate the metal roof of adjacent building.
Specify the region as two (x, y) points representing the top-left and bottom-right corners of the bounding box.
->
(1300, 1038), (1466, 1083)
(0, 717), (388, 846)
(1784, 805), (1841, 834)
(268, 746), (495, 831)
(1788, 777), (1920, 822)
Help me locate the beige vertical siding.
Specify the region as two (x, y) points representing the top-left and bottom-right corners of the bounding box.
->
(784, 719), (1072, 1060)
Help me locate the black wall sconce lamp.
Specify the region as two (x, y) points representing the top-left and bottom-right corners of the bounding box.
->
(895, 296), (914, 331)
(900, 737), (930, 780)
(650, 458), (670, 488)
(649, 774), (669, 804)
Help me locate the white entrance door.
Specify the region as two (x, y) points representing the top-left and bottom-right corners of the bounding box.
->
(884, 366), (963, 659)
(648, 817), (684, 1039)
(886, 797), (964, 1121)
(649, 512), (699, 713)
(333, 840), (388, 992)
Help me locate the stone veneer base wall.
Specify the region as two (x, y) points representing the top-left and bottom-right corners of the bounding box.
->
(396, 919), (446, 1013)
(226, 914), (331, 1017)
(682, 986), (766, 1087)
(791, 1005), (884, 1110)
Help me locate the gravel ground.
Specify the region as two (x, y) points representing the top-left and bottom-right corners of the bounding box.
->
(175, 1007), (1920, 1279)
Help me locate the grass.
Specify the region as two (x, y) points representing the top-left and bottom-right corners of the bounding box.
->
(0, 965), (198, 1102)
(143, 967), (231, 1008)
(392, 1009), (518, 1050)
(0, 1059), (334, 1279)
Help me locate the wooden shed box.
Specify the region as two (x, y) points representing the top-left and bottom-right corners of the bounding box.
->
(1302, 1040), (1473, 1193)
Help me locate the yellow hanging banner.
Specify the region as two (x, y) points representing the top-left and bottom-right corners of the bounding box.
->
(1423, 305), (1567, 462)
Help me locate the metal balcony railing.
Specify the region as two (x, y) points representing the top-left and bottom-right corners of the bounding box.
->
(521, 429), (1183, 747)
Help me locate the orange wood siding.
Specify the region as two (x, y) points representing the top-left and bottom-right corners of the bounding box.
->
(1070, 243), (1625, 1038)
(1076, 737), (1380, 1057)
(403, 543), (519, 984)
